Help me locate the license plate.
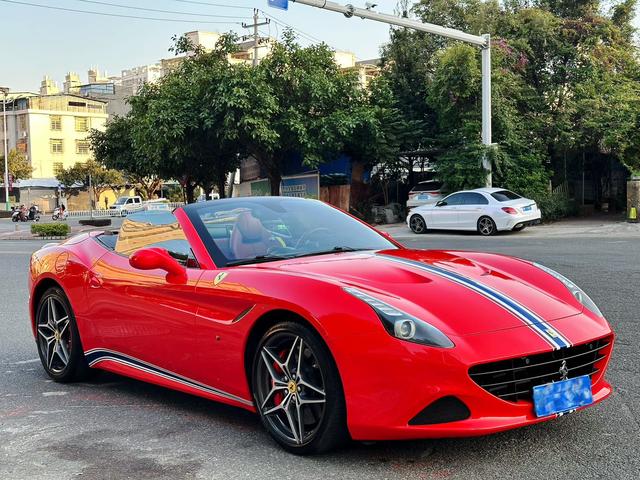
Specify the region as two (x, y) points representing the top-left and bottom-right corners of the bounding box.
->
(533, 375), (593, 417)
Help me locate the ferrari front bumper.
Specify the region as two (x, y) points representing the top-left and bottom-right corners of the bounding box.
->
(333, 313), (614, 441)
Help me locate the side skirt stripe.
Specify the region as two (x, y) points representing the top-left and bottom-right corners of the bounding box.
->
(84, 348), (253, 407)
(378, 255), (572, 350)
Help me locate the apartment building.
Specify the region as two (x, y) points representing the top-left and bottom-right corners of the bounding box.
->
(0, 93), (108, 178)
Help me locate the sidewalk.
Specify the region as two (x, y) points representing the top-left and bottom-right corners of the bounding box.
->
(0, 223), (103, 241)
(377, 216), (640, 239)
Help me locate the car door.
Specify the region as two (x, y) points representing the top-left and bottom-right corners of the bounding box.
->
(430, 193), (464, 228)
(456, 192), (489, 230)
(87, 211), (204, 378)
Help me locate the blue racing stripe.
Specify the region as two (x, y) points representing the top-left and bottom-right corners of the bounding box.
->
(378, 254), (572, 349)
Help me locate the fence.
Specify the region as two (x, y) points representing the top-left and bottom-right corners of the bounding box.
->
(66, 202), (185, 218)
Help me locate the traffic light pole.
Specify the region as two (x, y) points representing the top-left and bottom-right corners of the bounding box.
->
(288, 0), (493, 186)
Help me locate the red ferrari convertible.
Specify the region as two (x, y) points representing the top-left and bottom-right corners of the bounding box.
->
(29, 197), (614, 454)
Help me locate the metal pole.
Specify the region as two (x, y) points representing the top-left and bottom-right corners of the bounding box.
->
(290, 0), (487, 46)
(88, 173), (94, 219)
(253, 9), (259, 67)
(2, 90), (9, 211)
(481, 34), (492, 187)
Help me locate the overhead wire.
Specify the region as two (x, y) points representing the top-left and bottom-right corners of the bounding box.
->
(0, 0), (244, 24)
(73, 0), (246, 19)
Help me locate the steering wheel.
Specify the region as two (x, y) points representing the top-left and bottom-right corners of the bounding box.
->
(294, 227), (332, 250)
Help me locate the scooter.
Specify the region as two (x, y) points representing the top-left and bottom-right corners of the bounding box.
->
(27, 205), (41, 222)
(52, 207), (68, 221)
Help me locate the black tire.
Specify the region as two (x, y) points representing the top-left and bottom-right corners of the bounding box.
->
(477, 216), (497, 236)
(409, 214), (427, 234)
(11, 216), (18, 222)
(35, 287), (90, 382)
(251, 321), (348, 455)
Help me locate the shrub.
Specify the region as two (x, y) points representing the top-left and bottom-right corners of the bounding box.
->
(31, 223), (70, 237)
(533, 192), (577, 222)
(79, 219), (111, 227)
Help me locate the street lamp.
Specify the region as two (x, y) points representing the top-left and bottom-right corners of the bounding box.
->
(0, 87), (9, 211)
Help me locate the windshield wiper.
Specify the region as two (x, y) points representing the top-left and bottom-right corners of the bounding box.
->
(226, 255), (290, 267)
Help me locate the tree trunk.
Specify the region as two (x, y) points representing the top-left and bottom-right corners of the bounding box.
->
(268, 169), (281, 196)
(185, 183), (196, 204)
(217, 174), (227, 199)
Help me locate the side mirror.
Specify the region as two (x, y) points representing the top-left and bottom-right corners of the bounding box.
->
(129, 247), (188, 285)
(436, 200), (446, 207)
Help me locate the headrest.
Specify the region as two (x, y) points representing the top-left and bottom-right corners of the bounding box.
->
(235, 212), (264, 243)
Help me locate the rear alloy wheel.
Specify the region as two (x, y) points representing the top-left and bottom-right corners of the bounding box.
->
(252, 322), (347, 454)
(35, 287), (89, 382)
(477, 216), (497, 236)
(409, 214), (427, 234)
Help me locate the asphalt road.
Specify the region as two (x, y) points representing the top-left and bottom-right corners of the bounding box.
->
(1, 229), (639, 480)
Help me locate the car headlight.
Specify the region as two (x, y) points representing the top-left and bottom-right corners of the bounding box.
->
(344, 287), (454, 348)
(533, 263), (603, 317)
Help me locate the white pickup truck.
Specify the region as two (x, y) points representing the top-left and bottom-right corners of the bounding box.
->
(109, 196), (144, 216)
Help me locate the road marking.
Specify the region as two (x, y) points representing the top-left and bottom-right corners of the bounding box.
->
(10, 358), (40, 365)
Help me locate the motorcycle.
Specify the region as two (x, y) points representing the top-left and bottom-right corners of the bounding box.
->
(52, 207), (68, 221)
(12, 205), (41, 222)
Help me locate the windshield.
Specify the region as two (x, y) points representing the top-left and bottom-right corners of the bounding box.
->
(114, 197), (129, 205)
(491, 190), (522, 202)
(186, 197), (397, 267)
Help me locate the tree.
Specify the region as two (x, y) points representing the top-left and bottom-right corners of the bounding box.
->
(57, 160), (124, 207)
(244, 30), (373, 195)
(89, 117), (161, 200)
(379, 0), (640, 207)
(2, 149), (33, 181)
(128, 34), (243, 203)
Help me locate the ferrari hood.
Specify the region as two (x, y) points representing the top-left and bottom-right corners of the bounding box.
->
(271, 249), (583, 338)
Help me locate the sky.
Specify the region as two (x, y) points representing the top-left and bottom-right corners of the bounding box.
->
(0, 0), (394, 92)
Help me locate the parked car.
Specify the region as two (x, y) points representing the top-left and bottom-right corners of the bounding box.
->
(109, 196), (143, 216)
(407, 180), (447, 210)
(407, 188), (541, 236)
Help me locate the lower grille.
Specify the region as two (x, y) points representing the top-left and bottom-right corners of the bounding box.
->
(469, 336), (612, 403)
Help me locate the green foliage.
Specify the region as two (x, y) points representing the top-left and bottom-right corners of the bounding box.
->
(380, 0), (640, 219)
(533, 192), (578, 221)
(56, 160), (124, 203)
(1, 149), (33, 181)
(89, 117), (161, 200)
(31, 223), (70, 237)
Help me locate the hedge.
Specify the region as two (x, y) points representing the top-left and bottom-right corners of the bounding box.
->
(31, 223), (70, 237)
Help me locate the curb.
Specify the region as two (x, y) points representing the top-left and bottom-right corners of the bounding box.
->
(0, 235), (68, 241)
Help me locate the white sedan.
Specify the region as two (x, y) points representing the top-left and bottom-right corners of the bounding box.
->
(407, 188), (541, 236)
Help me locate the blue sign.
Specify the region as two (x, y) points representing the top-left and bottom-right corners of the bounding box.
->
(268, 0), (289, 10)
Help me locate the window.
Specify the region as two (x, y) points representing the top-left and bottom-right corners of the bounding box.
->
(18, 115), (27, 131)
(491, 190), (522, 202)
(50, 139), (63, 154)
(461, 193), (489, 205)
(115, 211), (198, 267)
(410, 181), (444, 193)
(441, 193), (464, 206)
(76, 140), (90, 155)
(75, 117), (89, 132)
(53, 162), (64, 176)
(50, 115), (62, 131)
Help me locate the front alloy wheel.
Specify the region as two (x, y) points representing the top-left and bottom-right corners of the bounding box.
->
(252, 322), (347, 454)
(35, 287), (89, 382)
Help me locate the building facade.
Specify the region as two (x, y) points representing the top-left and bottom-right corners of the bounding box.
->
(1, 93), (108, 178)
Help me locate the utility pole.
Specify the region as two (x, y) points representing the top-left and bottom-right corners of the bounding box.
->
(1, 87), (9, 211)
(243, 9), (271, 67)
(284, 0), (493, 187)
